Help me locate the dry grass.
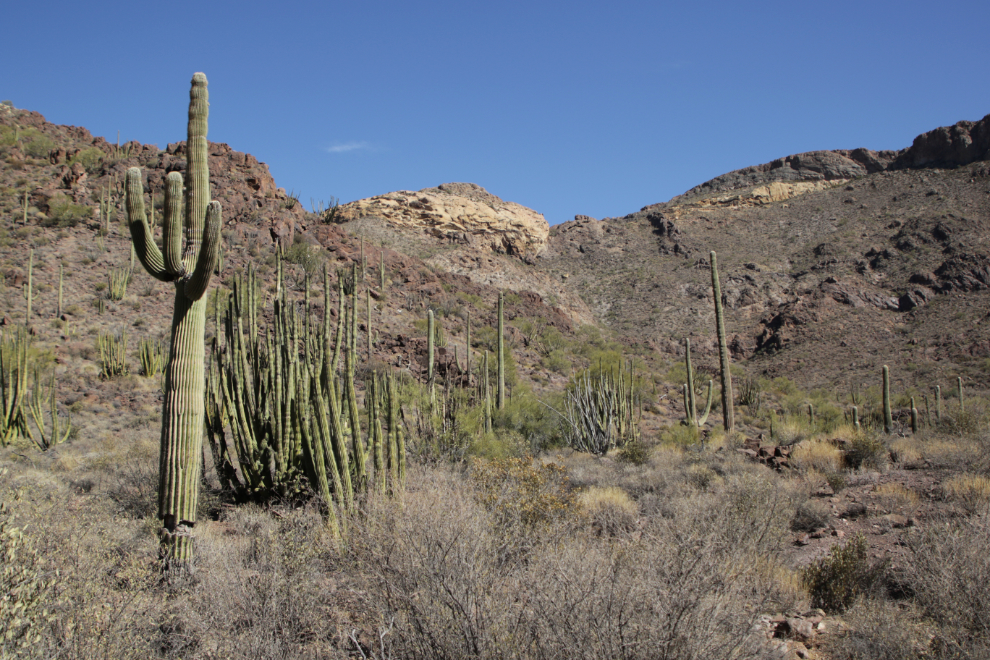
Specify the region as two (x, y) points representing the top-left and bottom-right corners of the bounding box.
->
(791, 438), (843, 473)
(873, 482), (920, 513)
(942, 473), (990, 514)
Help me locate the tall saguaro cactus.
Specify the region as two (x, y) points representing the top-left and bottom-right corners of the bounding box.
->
(882, 365), (892, 434)
(125, 73), (222, 567)
(497, 291), (505, 410)
(710, 251), (734, 432)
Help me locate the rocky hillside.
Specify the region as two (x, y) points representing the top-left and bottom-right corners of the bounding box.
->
(536, 114), (990, 392)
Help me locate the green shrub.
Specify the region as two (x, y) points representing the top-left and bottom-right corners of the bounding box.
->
(69, 147), (105, 173)
(845, 433), (888, 470)
(44, 194), (91, 228)
(802, 534), (885, 613)
(281, 237), (325, 275)
(23, 134), (55, 159)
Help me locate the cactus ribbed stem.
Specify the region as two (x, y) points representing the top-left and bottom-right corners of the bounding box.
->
(710, 251), (734, 432)
(427, 310), (435, 383)
(497, 292), (505, 410)
(126, 73), (222, 570)
(56, 263), (63, 319)
(25, 249), (32, 322)
(882, 365), (892, 434)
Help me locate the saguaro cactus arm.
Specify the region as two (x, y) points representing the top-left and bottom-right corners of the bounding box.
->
(125, 171), (172, 282)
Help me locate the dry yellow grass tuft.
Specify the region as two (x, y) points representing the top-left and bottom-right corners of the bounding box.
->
(792, 438), (843, 473)
(874, 482), (920, 512)
(943, 474), (990, 514)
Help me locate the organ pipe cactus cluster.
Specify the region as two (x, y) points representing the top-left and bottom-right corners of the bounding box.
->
(208, 259), (405, 533)
(0, 329), (29, 446)
(682, 338), (712, 428)
(125, 73), (223, 567)
(561, 365), (637, 455)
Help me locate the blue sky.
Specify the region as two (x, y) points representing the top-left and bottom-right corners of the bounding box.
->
(5, 1), (990, 225)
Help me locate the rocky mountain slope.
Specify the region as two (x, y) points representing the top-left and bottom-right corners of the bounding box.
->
(535, 114), (990, 392)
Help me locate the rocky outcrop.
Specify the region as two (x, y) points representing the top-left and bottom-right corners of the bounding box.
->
(662, 113), (990, 208)
(336, 182), (549, 258)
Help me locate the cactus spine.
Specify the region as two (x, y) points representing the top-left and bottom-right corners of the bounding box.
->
(710, 251), (734, 431)
(427, 310), (435, 383)
(497, 291), (505, 410)
(125, 73), (222, 567)
(882, 365), (892, 434)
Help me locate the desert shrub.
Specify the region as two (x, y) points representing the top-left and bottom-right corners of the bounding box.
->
(491, 388), (566, 452)
(23, 134), (54, 159)
(0, 500), (55, 654)
(281, 236), (325, 275)
(802, 534), (885, 613)
(908, 514), (990, 656)
(43, 194), (91, 227)
(353, 463), (792, 660)
(617, 436), (651, 465)
(791, 498), (830, 532)
(470, 457), (576, 533)
(577, 486), (637, 536)
(69, 147), (105, 173)
(541, 348), (571, 375)
(845, 432), (888, 470)
(825, 600), (931, 660)
(942, 473), (990, 514)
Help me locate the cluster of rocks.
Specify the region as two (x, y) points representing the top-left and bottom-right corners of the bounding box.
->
(737, 435), (793, 470)
(761, 608), (834, 659)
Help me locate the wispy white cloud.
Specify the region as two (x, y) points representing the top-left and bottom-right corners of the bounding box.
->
(326, 141), (371, 154)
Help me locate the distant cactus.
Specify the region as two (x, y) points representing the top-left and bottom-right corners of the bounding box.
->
(910, 396), (919, 434)
(882, 365), (892, 434)
(24, 367), (71, 451)
(957, 376), (964, 414)
(935, 385), (942, 422)
(427, 309), (435, 383)
(125, 73), (222, 567)
(682, 338), (712, 428)
(98, 331), (128, 379)
(852, 405), (860, 432)
(24, 249), (32, 323)
(710, 251), (734, 432)
(497, 291), (505, 410)
(107, 266), (129, 301)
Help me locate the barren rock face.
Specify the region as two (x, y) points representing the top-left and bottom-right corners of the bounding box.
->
(336, 182), (549, 258)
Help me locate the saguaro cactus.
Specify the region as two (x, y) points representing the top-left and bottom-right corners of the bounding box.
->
(497, 291), (505, 410)
(710, 251), (734, 431)
(125, 73), (222, 567)
(882, 365), (892, 434)
(427, 310), (435, 382)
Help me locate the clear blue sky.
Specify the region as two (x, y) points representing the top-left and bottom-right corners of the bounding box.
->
(5, 1), (990, 225)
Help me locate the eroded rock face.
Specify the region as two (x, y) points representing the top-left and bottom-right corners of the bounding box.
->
(336, 182), (549, 258)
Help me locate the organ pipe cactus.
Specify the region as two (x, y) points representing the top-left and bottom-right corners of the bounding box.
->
(0, 328), (29, 446)
(882, 365), (892, 434)
(125, 73), (222, 567)
(710, 251), (734, 431)
(682, 338), (712, 427)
